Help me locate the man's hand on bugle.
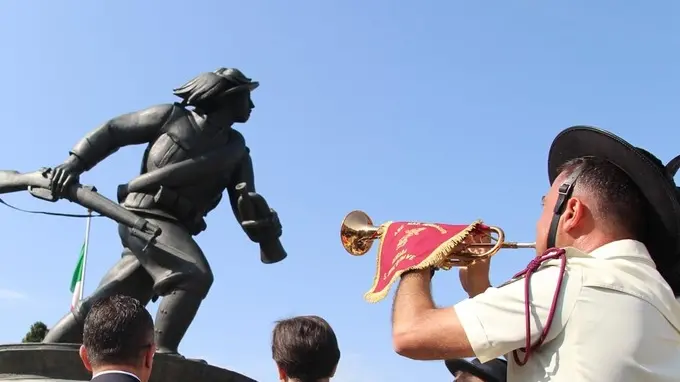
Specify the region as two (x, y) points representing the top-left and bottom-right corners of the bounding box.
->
(459, 259), (491, 297)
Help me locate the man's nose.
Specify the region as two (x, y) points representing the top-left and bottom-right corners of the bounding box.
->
(249, 100), (255, 109)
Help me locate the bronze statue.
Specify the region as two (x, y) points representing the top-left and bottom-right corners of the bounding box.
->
(13, 68), (286, 357)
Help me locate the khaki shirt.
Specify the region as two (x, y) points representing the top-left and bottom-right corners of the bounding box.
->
(455, 240), (680, 382)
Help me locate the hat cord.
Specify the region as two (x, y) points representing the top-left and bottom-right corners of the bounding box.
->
(512, 165), (583, 366)
(511, 247), (567, 366)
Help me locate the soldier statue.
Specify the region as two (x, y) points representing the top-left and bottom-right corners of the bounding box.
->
(42, 68), (286, 357)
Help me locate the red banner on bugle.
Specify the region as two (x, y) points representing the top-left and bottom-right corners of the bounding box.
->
(364, 220), (483, 302)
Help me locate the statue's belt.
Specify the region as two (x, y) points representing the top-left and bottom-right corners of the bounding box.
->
(124, 187), (209, 235)
(117, 143), (247, 202)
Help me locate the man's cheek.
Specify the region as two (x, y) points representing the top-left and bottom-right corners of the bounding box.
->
(535, 211), (545, 233)
(535, 212), (551, 243)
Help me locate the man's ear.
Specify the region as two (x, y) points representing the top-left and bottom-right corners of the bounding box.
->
(276, 362), (286, 381)
(144, 344), (156, 369)
(79, 345), (93, 372)
(561, 197), (585, 233)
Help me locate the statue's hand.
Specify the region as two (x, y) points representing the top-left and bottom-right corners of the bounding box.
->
(49, 155), (85, 197)
(241, 208), (282, 243)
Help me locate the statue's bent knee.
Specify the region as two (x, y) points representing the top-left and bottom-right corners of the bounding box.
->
(177, 271), (214, 299)
(154, 269), (214, 299)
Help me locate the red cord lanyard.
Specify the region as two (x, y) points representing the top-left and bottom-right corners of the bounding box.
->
(511, 248), (568, 366)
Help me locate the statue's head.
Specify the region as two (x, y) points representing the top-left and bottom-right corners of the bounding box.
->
(173, 68), (258, 123)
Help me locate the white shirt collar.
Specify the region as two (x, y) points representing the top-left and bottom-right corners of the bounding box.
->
(587, 239), (655, 266)
(92, 370), (141, 381)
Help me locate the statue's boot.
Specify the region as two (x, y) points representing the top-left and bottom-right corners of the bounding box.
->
(42, 303), (89, 344)
(154, 289), (206, 363)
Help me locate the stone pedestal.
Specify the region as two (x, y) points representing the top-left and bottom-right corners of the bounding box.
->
(0, 343), (257, 382)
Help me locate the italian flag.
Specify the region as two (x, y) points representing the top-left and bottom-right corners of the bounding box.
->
(69, 211), (92, 309)
(70, 243), (86, 309)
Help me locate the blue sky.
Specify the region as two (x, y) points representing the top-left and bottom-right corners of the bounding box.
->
(0, 1), (679, 381)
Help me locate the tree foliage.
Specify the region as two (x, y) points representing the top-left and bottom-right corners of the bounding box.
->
(22, 321), (49, 343)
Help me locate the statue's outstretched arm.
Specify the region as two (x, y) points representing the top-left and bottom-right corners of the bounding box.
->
(69, 104), (174, 171)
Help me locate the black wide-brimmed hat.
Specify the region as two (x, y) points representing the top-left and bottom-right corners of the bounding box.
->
(214, 67), (259, 95)
(548, 126), (680, 291)
(445, 358), (507, 382)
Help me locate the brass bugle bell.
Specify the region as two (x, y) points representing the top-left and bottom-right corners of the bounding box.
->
(340, 210), (535, 267)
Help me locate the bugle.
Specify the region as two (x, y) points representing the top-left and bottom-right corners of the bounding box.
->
(340, 210), (535, 267)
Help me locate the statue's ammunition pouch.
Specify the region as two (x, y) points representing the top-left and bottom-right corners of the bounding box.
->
(152, 186), (207, 235)
(122, 186), (207, 235)
(153, 186), (193, 220)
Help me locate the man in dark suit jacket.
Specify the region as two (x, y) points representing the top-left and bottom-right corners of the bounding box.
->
(78, 295), (155, 382)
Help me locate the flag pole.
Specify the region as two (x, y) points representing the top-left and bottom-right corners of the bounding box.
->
(79, 209), (93, 301)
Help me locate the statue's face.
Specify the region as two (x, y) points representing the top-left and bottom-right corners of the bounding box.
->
(231, 90), (255, 123)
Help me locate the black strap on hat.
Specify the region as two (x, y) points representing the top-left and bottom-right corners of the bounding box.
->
(547, 165), (585, 249)
(548, 152), (680, 250)
(548, 151), (680, 293)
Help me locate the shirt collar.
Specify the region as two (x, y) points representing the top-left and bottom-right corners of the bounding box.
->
(92, 370), (141, 381)
(586, 239), (655, 266)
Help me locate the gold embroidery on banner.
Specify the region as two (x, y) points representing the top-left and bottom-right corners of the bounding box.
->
(402, 222), (449, 234)
(381, 222), (453, 281)
(393, 224), (449, 260)
(366, 220), (482, 303)
(395, 227), (427, 252)
(383, 249), (416, 280)
(421, 223), (447, 234)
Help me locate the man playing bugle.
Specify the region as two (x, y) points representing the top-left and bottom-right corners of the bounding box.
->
(390, 126), (680, 381)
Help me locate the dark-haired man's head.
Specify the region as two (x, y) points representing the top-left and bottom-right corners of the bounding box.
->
(536, 156), (648, 255)
(79, 295), (155, 382)
(272, 315), (340, 382)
